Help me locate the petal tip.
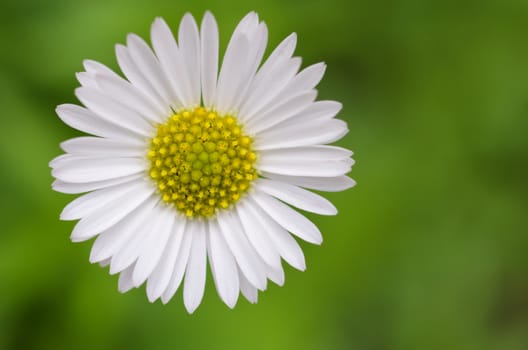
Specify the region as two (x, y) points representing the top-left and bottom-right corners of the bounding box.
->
(185, 301), (200, 314)
(203, 10), (215, 21)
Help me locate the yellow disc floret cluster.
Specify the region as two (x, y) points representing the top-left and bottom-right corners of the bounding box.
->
(148, 107), (258, 218)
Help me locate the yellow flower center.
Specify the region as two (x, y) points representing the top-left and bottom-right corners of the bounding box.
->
(147, 107), (258, 218)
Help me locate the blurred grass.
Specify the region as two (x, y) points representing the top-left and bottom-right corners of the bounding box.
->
(1, 0), (528, 349)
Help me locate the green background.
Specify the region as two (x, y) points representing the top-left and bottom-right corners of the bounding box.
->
(1, 0), (527, 349)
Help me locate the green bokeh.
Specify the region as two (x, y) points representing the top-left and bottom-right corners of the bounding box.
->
(1, 0), (527, 349)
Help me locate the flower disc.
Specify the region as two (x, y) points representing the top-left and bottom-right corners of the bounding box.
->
(148, 107), (258, 218)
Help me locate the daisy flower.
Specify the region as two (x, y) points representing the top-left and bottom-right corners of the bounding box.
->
(50, 11), (355, 313)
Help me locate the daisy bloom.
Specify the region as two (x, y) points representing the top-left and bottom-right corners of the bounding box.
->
(50, 11), (355, 313)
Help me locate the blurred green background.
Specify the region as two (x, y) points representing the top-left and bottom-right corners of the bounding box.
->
(1, 0), (528, 349)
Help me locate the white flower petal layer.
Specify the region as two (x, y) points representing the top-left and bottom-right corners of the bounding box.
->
(215, 31), (251, 114)
(94, 73), (167, 123)
(60, 137), (145, 157)
(247, 90), (317, 134)
(258, 157), (352, 178)
(52, 157), (146, 183)
(254, 119), (348, 150)
(217, 211), (267, 291)
(178, 13), (201, 107)
(255, 178), (337, 216)
(132, 205), (175, 287)
(70, 181), (155, 242)
(200, 11), (219, 109)
(239, 268), (258, 304)
(146, 216), (186, 302)
(56, 104), (139, 141)
(150, 17), (188, 109)
(161, 226), (193, 304)
(236, 200), (281, 269)
(52, 11), (354, 313)
(244, 197), (306, 271)
(89, 196), (159, 264)
(115, 44), (167, 112)
(75, 86), (153, 137)
(262, 172), (357, 192)
(183, 221), (207, 313)
(239, 33), (298, 122)
(52, 173), (142, 194)
(126, 33), (174, 110)
(61, 180), (143, 220)
(251, 190), (323, 245)
(208, 219), (240, 308)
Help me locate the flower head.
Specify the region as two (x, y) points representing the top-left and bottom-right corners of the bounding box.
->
(50, 11), (355, 313)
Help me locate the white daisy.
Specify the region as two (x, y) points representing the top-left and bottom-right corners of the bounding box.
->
(50, 11), (355, 313)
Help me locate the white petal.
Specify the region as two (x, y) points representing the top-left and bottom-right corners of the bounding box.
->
(60, 179), (145, 220)
(256, 145), (354, 178)
(183, 221), (207, 313)
(118, 263), (136, 293)
(52, 173), (142, 194)
(254, 119), (348, 150)
(247, 90), (317, 134)
(215, 34), (250, 114)
(239, 34), (298, 120)
(262, 173), (356, 192)
(89, 196), (158, 264)
(178, 13), (201, 107)
(49, 153), (72, 168)
(231, 12), (258, 38)
(238, 268), (258, 304)
(99, 258), (111, 267)
(217, 211), (267, 290)
(250, 22), (269, 75)
(132, 205), (175, 287)
(60, 137), (145, 157)
(240, 57), (301, 123)
(214, 12), (263, 113)
(56, 104), (138, 141)
(80, 60), (120, 96)
(230, 20), (269, 111)
(109, 200), (165, 274)
(51, 157), (146, 183)
(115, 44), (167, 111)
(287, 62), (326, 93)
(207, 219), (239, 308)
(255, 178), (337, 215)
(70, 182), (154, 242)
(161, 225), (193, 304)
(236, 200), (281, 268)
(257, 156), (352, 178)
(146, 216), (187, 302)
(247, 22), (268, 79)
(126, 33), (173, 109)
(75, 87), (153, 137)
(95, 74), (167, 123)
(278, 100), (343, 127)
(255, 63), (326, 119)
(259, 145), (352, 162)
(266, 263), (285, 286)
(150, 17), (189, 108)
(83, 59), (122, 79)
(263, 32), (297, 67)
(248, 33), (296, 87)
(245, 197), (306, 270)
(200, 11), (219, 109)
(251, 190), (322, 244)
(76, 72), (98, 89)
